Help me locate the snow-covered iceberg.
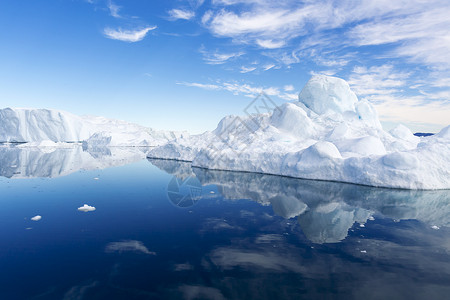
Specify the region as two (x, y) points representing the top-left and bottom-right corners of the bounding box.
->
(148, 75), (450, 189)
(0, 108), (185, 147)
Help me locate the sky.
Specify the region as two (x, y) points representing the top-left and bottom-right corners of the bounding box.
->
(0, 0), (449, 133)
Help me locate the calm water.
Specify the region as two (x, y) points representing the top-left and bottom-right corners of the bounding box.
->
(0, 146), (449, 300)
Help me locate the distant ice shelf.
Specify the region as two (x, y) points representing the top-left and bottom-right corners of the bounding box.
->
(0, 107), (186, 147)
(147, 75), (450, 190)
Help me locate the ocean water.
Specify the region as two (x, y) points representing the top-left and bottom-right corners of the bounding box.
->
(0, 146), (449, 299)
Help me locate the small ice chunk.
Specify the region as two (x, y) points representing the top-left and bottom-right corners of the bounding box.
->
(360, 250), (367, 253)
(359, 224), (365, 228)
(94, 177), (99, 180)
(431, 225), (440, 230)
(78, 204), (96, 212)
(368, 216), (375, 221)
(31, 215), (42, 221)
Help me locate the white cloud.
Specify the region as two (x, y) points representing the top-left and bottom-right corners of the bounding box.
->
(200, 47), (244, 64)
(201, 0), (450, 71)
(348, 65), (410, 99)
(107, 1), (121, 18)
(347, 64), (450, 131)
(178, 82), (221, 90)
(105, 240), (156, 255)
(103, 26), (156, 42)
(263, 64), (275, 71)
(256, 39), (285, 49)
(240, 66), (256, 73)
(178, 80), (297, 101)
(168, 8), (195, 20)
(349, 5), (450, 69)
(283, 85), (294, 92)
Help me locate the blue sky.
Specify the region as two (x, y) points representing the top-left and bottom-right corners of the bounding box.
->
(0, 0), (449, 133)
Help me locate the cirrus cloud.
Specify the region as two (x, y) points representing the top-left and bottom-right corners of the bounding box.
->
(103, 26), (157, 42)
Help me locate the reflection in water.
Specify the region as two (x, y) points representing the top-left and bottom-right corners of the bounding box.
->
(0, 145), (150, 178)
(1, 156), (449, 299)
(149, 158), (450, 244)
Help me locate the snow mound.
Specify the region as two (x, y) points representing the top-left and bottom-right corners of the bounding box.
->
(0, 108), (184, 147)
(148, 75), (450, 190)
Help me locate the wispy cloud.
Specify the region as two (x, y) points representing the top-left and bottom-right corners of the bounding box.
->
(107, 0), (121, 18)
(177, 80), (297, 101)
(263, 64), (275, 71)
(168, 8), (195, 20)
(284, 85), (294, 92)
(200, 46), (244, 64)
(103, 26), (156, 42)
(348, 64), (411, 100)
(240, 66), (256, 73)
(347, 64), (450, 131)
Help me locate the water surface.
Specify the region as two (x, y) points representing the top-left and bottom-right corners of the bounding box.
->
(0, 146), (449, 299)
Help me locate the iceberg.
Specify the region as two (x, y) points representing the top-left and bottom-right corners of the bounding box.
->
(31, 215), (42, 221)
(78, 204), (96, 212)
(148, 75), (450, 189)
(0, 108), (185, 147)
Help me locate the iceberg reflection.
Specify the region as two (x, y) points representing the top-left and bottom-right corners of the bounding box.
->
(0, 145), (149, 178)
(148, 158), (450, 244)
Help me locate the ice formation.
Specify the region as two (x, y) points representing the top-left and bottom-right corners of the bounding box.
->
(31, 215), (42, 221)
(0, 108), (184, 147)
(78, 204), (96, 212)
(148, 75), (450, 189)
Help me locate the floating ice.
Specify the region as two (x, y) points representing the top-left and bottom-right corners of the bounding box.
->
(148, 75), (450, 190)
(78, 204), (96, 212)
(31, 215), (42, 221)
(0, 107), (185, 147)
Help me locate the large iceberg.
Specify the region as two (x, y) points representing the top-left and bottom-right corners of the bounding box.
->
(0, 108), (185, 147)
(148, 75), (450, 189)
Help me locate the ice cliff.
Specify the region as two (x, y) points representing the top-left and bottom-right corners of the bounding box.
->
(148, 75), (450, 190)
(0, 108), (184, 147)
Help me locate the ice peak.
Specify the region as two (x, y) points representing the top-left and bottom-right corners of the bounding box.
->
(298, 75), (358, 116)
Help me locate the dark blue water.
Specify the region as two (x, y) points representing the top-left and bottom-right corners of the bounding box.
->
(0, 147), (449, 299)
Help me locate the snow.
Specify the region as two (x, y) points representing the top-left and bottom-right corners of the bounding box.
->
(31, 215), (42, 221)
(148, 75), (450, 190)
(0, 108), (185, 147)
(78, 204), (96, 212)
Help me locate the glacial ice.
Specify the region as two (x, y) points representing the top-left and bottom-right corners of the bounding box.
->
(148, 75), (450, 189)
(0, 108), (184, 147)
